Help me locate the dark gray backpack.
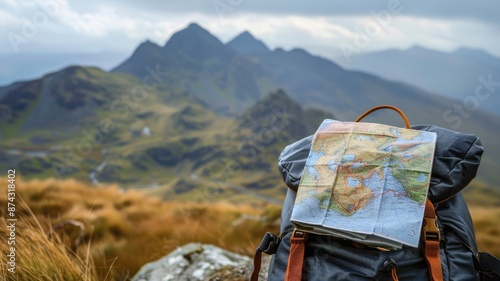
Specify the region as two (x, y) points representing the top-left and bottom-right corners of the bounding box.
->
(252, 124), (500, 281)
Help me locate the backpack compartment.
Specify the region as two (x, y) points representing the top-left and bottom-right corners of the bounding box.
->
(265, 124), (487, 281)
(269, 230), (436, 281)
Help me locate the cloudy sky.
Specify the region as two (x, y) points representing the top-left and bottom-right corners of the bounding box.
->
(1, 0), (500, 63)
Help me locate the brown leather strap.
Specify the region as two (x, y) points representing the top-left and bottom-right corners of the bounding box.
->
(285, 229), (308, 281)
(423, 199), (444, 281)
(391, 267), (399, 281)
(250, 251), (262, 281)
(251, 232), (281, 281)
(354, 105), (410, 129)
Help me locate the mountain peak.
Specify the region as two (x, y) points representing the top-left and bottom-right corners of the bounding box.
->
(236, 89), (325, 141)
(165, 23), (217, 48)
(186, 22), (205, 32)
(46, 65), (103, 80)
(112, 39), (164, 75)
(237, 89), (302, 130)
(240, 31), (253, 37)
(290, 48), (310, 56)
(227, 31), (270, 55)
(233, 31), (256, 42)
(164, 23), (234, 61)
(267, 88), (290, 101)
(137, 39), (161, 51)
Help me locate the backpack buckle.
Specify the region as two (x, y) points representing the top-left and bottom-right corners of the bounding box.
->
(422, 217), (440, 241)
(292, 229), (306, 238)
(257, 232), (281, 255)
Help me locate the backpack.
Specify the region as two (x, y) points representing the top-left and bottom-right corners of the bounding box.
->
(251, 105), (500, 281)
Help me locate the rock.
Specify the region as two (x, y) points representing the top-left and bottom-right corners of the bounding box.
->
(208, 254), (271, 281)
(142, 126), (152, 136)
(132, 243), (270, 281)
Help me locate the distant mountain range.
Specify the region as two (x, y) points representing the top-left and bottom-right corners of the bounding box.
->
(1, 23), (499, 202)
(339, 45), (500, 115)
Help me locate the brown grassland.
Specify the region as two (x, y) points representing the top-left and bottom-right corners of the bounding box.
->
(469, 207), (500, 256)
(0, 179), (280, 280)
(0, 178), (498, 280)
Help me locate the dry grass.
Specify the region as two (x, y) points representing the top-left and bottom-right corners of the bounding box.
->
(0, 202), (102, 280)
(1, 178), (498, 280)
(469, 206), (500, 257)
(0, 178), (280, 280)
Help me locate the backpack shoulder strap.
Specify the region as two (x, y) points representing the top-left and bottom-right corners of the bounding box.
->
(474, 252), (500, 281)
(423, 199), (444, 281)
(285, 229), (308, 281)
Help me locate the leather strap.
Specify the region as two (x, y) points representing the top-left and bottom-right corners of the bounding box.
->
(422, 199), (443, 281)
(384, 259), (399, 281)
(251, 252), (262, 281)
(391, 267), (399, 281)
(251, 232), (281, 281)
(285, 229), (308, 281)
(354, 105), (411, 129)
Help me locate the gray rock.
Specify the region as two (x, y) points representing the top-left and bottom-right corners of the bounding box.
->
(207, 254), (271, 281)
(132, 243), (269, 281)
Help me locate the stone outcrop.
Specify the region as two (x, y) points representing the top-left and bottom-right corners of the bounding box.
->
(132, 243), (270, 281)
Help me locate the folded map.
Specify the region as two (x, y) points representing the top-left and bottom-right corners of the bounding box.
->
(291, 120), (437, 249)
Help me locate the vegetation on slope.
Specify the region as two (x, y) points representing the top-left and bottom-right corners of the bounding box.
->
(0, 178), (280, 280)
(0, 215), (99, 281)
(0, 178), (498, 280)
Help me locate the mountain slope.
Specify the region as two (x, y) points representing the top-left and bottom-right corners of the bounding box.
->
(96, 89), (333, 201)
(113, 24), (487, 126)
(236, 89), (332, 139)
(0, 65), (216, 183)
(340, 45), (500, 115)
(111, 23), (500, 186)
(110, 40), (167, 78)
(0, 66), (144, 140)
(0, 77), (334, 202)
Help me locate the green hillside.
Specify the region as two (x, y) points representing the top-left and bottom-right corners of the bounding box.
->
(0, 65), (332, 202)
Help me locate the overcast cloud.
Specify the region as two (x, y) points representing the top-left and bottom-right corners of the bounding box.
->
(1, 0), (500, 62)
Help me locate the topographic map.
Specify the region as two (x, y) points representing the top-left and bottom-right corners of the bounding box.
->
(291, 120), (437, 248)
